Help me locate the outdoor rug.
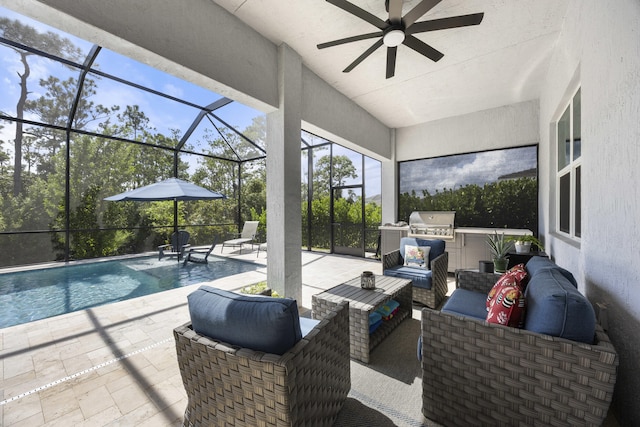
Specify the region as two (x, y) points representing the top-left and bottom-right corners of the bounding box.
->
(332, 308), (441, 427)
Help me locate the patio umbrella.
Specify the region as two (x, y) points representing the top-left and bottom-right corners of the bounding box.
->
(105, 177), (226, 232)
(105, 177), (226, 202)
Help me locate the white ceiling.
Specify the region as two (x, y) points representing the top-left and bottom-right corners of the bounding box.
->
(213, 0), (568, 129)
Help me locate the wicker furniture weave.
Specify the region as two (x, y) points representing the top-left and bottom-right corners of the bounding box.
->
(454, 268), (500, 292)
(421, 270), (618, 426)
(312, 275), (412, 364)
(174, 300), (351, 427)
(383, 249), (448, 309)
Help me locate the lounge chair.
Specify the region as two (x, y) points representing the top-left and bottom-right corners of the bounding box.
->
(182, 238), (216, 265)
(256, 241), (267, 257)
(221, 220), (259, 254)
(383, 237), (449, 309)
(253, 230), (267, 258)
(158, 230), (191, 261)
(174, 287), (350, 426)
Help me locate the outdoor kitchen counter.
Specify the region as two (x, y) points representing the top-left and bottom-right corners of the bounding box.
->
(453, 227), (532, 236)
(447, 228), (533, 272)
(379, 226), (533, 272)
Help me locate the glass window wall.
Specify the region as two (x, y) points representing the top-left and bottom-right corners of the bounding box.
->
(0, 7), (382, 267)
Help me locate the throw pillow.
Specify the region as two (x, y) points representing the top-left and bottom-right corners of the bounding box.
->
(376, 299), (400, 320)
(404, 245), (431, 268)
(369, 311), (383, 334)
(486, 264), (528, 310)
(486, 285), (526, 328)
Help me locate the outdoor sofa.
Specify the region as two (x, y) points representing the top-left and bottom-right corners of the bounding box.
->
(174, 286), (350, 427)
(383, 237), (448, 309)
(420, 257), (618, 426)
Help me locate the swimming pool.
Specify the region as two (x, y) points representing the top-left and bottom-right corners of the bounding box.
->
(0, 255), (259, 328)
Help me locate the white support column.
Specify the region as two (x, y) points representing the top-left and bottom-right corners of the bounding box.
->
(381, 129), (397, 223)
(266, 43), (302, 303)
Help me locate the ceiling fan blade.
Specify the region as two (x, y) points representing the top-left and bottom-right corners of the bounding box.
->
(387, 0), (403, 24)
(317, 32), (383, 49)
(343, 39), (384, 73)
(403, 35), (444, 62)
(407, 13), (484, 34)
(403, 0), (442, 28)
(386, 46), (398, 79)
(326, 0), (387, 30)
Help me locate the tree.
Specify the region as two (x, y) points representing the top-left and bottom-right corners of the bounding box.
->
(189, 117), (267, 231)
(397, 177), (537, 233)
(313, 154), (357, 198)
(24, 76), (119, 177)
(0, 17), (83, 195)
(117, 105), (150, 140)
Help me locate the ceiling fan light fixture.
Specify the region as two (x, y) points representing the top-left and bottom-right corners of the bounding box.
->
(383, 28), (405, 47)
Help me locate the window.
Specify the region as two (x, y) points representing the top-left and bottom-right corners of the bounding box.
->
(397, 145), (538, 233)
(556, 87), (581, 238)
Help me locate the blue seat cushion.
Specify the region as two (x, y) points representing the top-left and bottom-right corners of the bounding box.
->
(524, 268), (595, 343)
(400, 237), (445, 264)
(441, 289), (488, 321)
(384, 265), (433, 289)
(525, 256), (578, 288)
(187, 286), (302, 355)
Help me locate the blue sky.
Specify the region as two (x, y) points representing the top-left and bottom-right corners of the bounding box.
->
(0, 6), (261, 148)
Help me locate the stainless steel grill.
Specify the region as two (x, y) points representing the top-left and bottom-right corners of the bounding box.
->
(408, 211), (455, 240)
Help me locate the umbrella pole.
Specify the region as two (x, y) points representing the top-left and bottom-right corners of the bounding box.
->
(173, 199), (179, 234)
(173, 199), (180, 264)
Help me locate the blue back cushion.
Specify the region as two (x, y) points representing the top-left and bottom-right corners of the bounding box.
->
(525, 256), (578, 288)
(399, 237), (445, 264)
(187, 286), (302, 355)
(524, 268), (595, 343)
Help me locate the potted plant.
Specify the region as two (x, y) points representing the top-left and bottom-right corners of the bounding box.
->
(506, 235), (544, 254)
(487, 232), (513, 273)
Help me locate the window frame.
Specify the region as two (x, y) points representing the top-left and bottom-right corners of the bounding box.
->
(555, 86), (581, 240)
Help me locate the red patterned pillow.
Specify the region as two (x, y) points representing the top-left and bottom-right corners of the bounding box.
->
(485, 264), (527, 310)
(486, 285), (526, 328)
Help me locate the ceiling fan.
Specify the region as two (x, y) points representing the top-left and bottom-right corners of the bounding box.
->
(317, 0), (484, 78)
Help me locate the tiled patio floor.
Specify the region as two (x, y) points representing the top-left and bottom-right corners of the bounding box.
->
(1, 248), (413, 426)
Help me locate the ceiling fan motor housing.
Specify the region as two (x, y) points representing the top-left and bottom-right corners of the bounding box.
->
(383, 25), (405, 47)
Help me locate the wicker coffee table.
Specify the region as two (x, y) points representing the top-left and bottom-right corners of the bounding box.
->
(312, 275), (412, 364)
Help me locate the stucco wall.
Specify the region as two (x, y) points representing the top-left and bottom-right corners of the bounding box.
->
(539, 0), (640, 423)
(395, 100), (539, 161)
(302, 68), (391, 160)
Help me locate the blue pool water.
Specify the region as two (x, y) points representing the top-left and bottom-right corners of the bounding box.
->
(0, 255), (259, 328)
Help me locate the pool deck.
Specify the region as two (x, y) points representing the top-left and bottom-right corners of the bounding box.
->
(0, 247), (388, 426)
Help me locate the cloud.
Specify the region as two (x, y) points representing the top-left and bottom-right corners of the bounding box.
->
(163, 83), (184, 98)
(400, 146), (537, 195)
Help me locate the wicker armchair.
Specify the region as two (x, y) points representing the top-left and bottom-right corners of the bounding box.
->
(174, 300), (351, 427)
(421, 271), (618, 426)
(383, 238), (448, 309)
